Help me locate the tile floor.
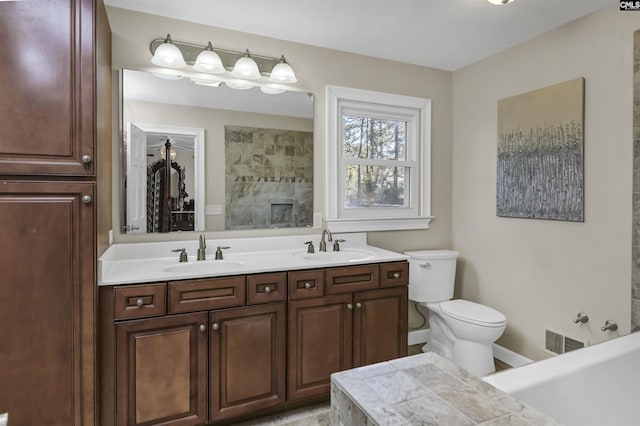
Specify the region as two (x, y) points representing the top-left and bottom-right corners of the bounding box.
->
(241, 344), (512, 425)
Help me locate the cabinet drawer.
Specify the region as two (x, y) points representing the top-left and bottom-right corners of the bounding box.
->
(114, 283), (167, 320)
(288, 270), (325, 299)
(380, 261), (409, 288)
(247, 272), (287, 305)
(325, 264), (379, 295)
(168, 277), (245, 314)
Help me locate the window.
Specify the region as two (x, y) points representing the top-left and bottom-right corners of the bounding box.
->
(325, 85), (432, 232)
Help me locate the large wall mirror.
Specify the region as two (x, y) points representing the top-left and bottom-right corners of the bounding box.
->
(120, 69), (314, 234)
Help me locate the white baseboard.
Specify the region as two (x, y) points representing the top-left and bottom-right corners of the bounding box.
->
(407, 328), (533, 368)
(408, 328), (430, 346)
(492, 343), (532, 368)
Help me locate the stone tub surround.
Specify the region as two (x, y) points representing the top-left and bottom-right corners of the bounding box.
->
(331, 352), (557, 426)
(98, 232), (408, 285)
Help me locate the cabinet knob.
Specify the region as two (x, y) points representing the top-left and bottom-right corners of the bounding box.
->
(304, 282), (313, 289)
(393, 272), (400, 278)
(136, 298), (144, 307)
(82, 154), (92, 164)
(264, 286), (272, 294)
(212, 323), (220, 331)
(199, 324), (206, 332)
(347, 303), (353, 310)
(356, 302), (362, 309)
(81, 195), (92, 204)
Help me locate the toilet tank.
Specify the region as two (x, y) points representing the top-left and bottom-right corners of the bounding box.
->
(404, 250), (459, 303)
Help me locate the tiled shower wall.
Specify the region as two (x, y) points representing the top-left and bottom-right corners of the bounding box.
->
(225, 126), (313, 230)
(633, 30), (640, 332)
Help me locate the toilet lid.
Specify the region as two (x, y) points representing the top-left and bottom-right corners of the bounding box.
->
(440, 300), (506, 325)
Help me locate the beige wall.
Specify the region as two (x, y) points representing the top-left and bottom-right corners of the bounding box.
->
(107, 6), (453, 252)
(452, 5), (637, 360)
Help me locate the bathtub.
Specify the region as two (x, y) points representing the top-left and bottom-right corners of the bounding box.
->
(483, 332), (640, 426)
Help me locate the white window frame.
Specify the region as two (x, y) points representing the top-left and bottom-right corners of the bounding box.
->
(325, 85), (432, 232)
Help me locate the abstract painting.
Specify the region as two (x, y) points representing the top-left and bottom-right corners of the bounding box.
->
(497, 78), (585, 221)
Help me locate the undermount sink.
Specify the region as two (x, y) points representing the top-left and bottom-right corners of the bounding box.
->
(293, 248), (375, 262)
(164, 260), (244, 274)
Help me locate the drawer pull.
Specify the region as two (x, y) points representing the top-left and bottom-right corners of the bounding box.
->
(82, 154), (92, 164)
(393, 272), (400, 278)
(212, 323), (220, 331)
(136, 298), (144, 307)
(264, 286), (272, 294)
(304, 282), (313, 289)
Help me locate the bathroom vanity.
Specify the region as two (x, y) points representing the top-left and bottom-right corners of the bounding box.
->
(98, 234), (408, 425)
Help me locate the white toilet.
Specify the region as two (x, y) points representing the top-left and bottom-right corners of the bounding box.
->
(405, 250), (507, 376)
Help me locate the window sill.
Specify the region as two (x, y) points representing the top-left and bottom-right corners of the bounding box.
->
(324, 217), (433, 233)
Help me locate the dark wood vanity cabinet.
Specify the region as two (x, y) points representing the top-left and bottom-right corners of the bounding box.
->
(209, 303), (286, 421)
(100, 262), (408, 425)
(0, 0), (112, 424)
(116, 313), (209, 426)
(288, 263), (408, 401)
(0, 0), (98, 176)
(0, 181), (96, 426)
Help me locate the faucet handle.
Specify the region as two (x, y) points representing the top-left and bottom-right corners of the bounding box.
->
(305, 241), (315, 253)
(333, 239), (346, 251)
(199, 233), (206, 248)
(172, 248), (188, 262)
(215, 246), (230, 260)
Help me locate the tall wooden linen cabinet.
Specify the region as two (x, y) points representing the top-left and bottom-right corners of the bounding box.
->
(0, 0), (111, 425)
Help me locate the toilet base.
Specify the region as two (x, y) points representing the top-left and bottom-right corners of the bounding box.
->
(452, 339), (496, 376)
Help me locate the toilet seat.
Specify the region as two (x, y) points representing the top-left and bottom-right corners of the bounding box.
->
(440, 300), (506, 328)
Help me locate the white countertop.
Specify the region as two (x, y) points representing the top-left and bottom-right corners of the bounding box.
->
(98, 232), (408, 286)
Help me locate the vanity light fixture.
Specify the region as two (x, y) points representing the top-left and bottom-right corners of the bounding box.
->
(260, 85), (286, 95)
(193, 42), (225, 74)
(159, 142), (177, 161)
(269, 56), (297, 84)
(225, 80), (254, 90)
(190, 76), (222, 87)
(151, 71), (183, 80)
(487, 0), (515, 4)
(149, 36), (298, 92)
(231, 50), (262, 80)
(150, 34), (186, 69)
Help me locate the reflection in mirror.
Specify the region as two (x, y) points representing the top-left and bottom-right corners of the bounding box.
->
(124, 122), (205, 233)
(120, 69), (314, 234)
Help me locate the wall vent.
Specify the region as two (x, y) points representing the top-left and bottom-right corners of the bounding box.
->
(545, 329), (586, 355)
(545, 329), (564, 354)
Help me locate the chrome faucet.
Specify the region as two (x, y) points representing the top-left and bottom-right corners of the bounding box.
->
(601, 320), (618, 332)
(319, 227), (333, 252)
(197, 234), (207, 261)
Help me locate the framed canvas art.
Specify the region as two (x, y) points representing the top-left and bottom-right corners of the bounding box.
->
(497, 77), (585, 221)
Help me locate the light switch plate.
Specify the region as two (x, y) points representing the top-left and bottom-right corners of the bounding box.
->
(206, 204), (223, 215)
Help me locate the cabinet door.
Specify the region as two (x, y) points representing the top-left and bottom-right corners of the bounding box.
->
(354, 287), (408, 368)
(116, 313), (208, 426)
(0, 181), (94, 426)
(288, 294), (353, 401)
(0, 0), (95, 175)
(210, 303), (286, 421)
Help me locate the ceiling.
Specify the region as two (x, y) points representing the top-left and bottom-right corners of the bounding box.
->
(103, 0), (617, 71)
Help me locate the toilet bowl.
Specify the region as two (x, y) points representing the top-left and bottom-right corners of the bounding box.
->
(406, 250), (507, 376)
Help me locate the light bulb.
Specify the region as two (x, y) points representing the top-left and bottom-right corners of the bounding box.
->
(193, 42), (225, 74)
(231, 50), (261, 80)
(225, 80), (254, 90)
(269, 56), (297, 84)
(151, 34), (186, 69)
(260, 86), (286, 95)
